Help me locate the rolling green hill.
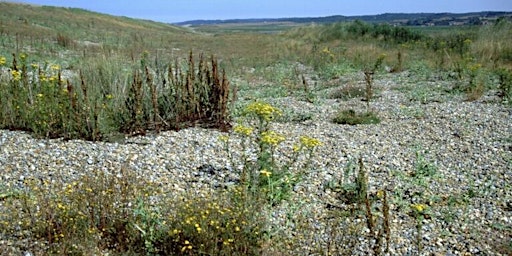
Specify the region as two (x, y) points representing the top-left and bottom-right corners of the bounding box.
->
(0, 2), (196, 60)
(0, 2), (189, 37)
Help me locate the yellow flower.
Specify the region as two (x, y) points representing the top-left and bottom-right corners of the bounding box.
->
(411, 203), (427, 213)
(181, 240), (192, 252)
(195, 223), (202, 233)
(49, 75), (58, 82)
(31, 63), (39, 69)
(0, 56), (6, 66)
(376, 190), (385, 199)
(37, 93), (44, 98)
(105, 94), (113, 99)
(20, 53), (27, 60)
(50, 64), (60, 71)
(260, 169), (272, 177)
(469, 63), (482, 73)
(245, 101), (282, 121)
(261, 131), (285, 146)
(299, 136), (322, 149)
(11, 70), (21, 81)
(233, 125), (253, 136)
(218, 135), (229, 143)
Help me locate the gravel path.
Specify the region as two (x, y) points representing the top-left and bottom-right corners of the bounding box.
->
(1, 73), (511, 255)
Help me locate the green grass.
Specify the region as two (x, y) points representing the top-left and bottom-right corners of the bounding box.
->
(187, 22), (301, 34)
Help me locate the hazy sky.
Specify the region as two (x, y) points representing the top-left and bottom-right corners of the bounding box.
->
(8, 0), (512, 23)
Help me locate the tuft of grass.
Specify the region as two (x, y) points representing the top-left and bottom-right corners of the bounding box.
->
(332, 109), (380, 125)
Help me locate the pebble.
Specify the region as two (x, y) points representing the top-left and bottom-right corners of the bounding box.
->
(1, 72), (511, 255)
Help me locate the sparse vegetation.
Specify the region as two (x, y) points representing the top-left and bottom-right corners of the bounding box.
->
(332, 109), (381, 125)
(0, 2), (511, 255)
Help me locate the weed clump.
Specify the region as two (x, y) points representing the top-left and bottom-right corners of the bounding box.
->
(332, 109), (380, 125)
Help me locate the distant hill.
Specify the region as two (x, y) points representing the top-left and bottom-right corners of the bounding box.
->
(176, 11), (512, 27)
(0, 2), (190, 43)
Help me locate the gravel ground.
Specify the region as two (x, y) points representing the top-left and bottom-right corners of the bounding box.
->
(1, 72), (511, 255)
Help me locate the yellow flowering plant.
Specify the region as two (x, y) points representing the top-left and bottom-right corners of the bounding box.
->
(243, 101), (282, 131)
(220, 101), (321, 204)
(10, 70), (22, 81)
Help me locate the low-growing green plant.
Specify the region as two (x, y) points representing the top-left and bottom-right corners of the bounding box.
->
(329, 84), (366, 100)
(332, 109), (380, 125)
(390, 147), (443, 254)
(0, 165), (156, 254)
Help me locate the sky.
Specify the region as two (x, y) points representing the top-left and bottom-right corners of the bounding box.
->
(7, 0), (512, 23)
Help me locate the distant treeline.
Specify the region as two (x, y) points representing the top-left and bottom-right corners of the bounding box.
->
(176, 11), (512, 26)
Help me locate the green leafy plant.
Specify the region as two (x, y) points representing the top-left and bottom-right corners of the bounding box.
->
(220, 101), (322, 205)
